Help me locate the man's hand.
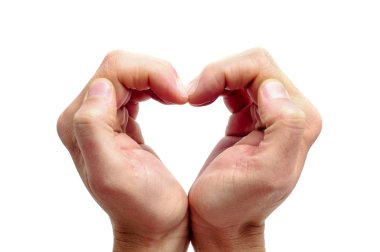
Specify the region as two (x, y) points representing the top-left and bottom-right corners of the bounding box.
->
(187, 48), (322, 251)
(57, 51), (189, 252)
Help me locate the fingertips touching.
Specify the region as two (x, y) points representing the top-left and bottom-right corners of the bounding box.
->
(175, 77), (188, 102)
(186, 76), (200, 97)
(187, 70), (224, 106)
(143, 62), (188, 105)
(94, 51), (188, 105)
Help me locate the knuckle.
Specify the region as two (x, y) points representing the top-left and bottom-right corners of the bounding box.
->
(305, 106), (323, 144)
(73, 106), (115, 138)
(157, 58), (174, 70)
(57, 110), (80, 155)
(103, 50), (123, 63)
(153, 58), (177, 76)
(73, 109), (102, 132)
(315, 111), (323, 130)
(56, 110), (72, 145)
(314, 112), (323, 134)
(203, 61), (219, 75)
(278, 107), (306, 130)
(311, 109), (323, 132)
(248, 47), (272, 60)
(247, 47), (275, 70)
(56, 112), (66, 140)
(200, 62), (221, 83)
(100, 50), (124, 73)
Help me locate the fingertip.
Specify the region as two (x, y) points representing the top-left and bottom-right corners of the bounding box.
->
(186, 76), (221, 106)
(186, 76), (199, 97)
(259, 79), (290, 102)
(86, 78), (113, 101)
(175, 77), (189, 104)
(75, 78), (117, 126)
(183, 76), (198, 106)
(149, 74), (188, 105)
(258, 79), (306, 130)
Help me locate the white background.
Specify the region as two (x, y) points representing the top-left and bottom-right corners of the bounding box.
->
(1, 1), (379, 251)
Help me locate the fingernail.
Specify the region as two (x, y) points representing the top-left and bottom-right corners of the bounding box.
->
(262, 80), (290, 100)
(88, 80), (111, 97)
(176, 78), (188, 98)
(186, 77), (199, 96)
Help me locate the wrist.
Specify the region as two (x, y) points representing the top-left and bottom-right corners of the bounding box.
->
(112, 222), (189, 252)
(113, 236), (189, 252)
(191, 221), (265, 252)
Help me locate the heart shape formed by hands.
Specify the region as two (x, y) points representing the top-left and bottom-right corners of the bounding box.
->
(57, 49), (322, 251)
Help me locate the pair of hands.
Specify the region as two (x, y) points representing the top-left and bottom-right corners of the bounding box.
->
(57, 48), (321, 251)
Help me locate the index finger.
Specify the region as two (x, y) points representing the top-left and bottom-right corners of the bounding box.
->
(187, 48), (322, 147)
(187, 48), (301, 106)
(89, 50), (187, 109)
(58, 51), (187, 154)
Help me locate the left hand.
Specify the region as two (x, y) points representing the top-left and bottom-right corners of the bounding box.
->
(57, 51), (190, 251)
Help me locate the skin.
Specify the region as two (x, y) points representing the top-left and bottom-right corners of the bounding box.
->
(57, 48), (322, 252)
(57, 51), (190, 251)
(187, 48), (322, 251)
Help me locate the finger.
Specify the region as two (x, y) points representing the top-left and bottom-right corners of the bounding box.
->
(188, 48), (322, 146)
(130, 89), (174, 105)
(58, 51), (187, 155)
(187, 48), (297, 106)
(251, 105), (264, 130)
(57, 79), (129, 161)
(126, 101), (139, 119)
(223, 89), (253, 113)
(225, 105), (256, 137)
(94, 51), (188, 104)
(73, 78), (139, 169)
(117, 106), (127, 129)
(123, 117), (144, 144)
(68, 51), (186, 118)
(256, 79), (306, 170)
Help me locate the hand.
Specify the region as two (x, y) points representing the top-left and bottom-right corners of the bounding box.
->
(187, 48), (322, 251)
(57, 51), (189, 251)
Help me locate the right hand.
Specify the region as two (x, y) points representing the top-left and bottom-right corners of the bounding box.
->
(57, 51), (189, 251)
(187, 48), (322, 251)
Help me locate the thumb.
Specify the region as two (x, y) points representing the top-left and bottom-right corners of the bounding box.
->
(73, 78), (118, 166)
(257, 79), (306, 165)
